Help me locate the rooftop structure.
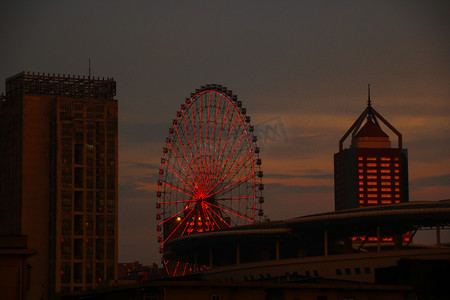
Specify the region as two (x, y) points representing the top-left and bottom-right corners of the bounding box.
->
(334, 86), (408, 210)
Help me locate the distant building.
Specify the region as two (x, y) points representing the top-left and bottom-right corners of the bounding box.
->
(334, 89), (408, 210)
(0, 72), (118, 297)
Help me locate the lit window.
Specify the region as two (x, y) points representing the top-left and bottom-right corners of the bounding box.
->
(395, 176), (399, 179)
(381, 188), (391, 192)
(367, 182), (377, 185)
(367, 188), (377, 191)
(367, 200), (378, 204)
(358, 163), (363, 167)
(359, 188), (364, 191)
(381, 157), (391, 161)
(368, 194), (377, 197)
(394, 157), (399, 161)
(395, 194), (400, 198)
(359, 194), (364, 198)
(395, 188), (400, 192)
(394, 163), (399, 167)
(367, 175), (377, 179)
(367, 163), (377, 167)
(395, 170), (399, 173)
(395, 182), (400, 185)
(358, 200), (364, 204)
(382, 200), (392, 204)
(367, 157), (377, 161)
(381, 194), (391, 198)
(358, 169), (364, 173)
(381, 169), (391, 173)
(367, 169), (377, 173)
(381, 175), (391, 179)
(359, 181), (364, 185)
(358, 157), (363, 161)
(395, 200), (400, 203)
(380, 163), (390, 167)
(381, 182), (391, 186)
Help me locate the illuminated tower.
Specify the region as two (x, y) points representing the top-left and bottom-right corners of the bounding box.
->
(334, 86), (408, 210)
(0, 72), (118, 297)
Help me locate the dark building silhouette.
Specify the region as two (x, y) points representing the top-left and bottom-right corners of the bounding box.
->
(334, 88), (408, 210)
(0, 72), (118, 298)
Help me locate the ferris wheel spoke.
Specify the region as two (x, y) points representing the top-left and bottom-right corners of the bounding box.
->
(205, 172), (254, 199)
(181, 109), (200, 183)
(160, 202), (196, 225)
(204, 203), (231, 227)
(160, 181), (196, 198)
(204, 92), (212, 179)
(204, 204), (224, 230)
(163, 150), (196, 195)
(207, 95), (222, 185)
(208, 102), (231, 184)
(173, 261), (180, 277)
(207, 202), (253, 222)
(159, 199), (197, 204)
(162, 205), (196, 245)
(173, 125), (197, 187)
(206, 133), (247, 193)
(207, 115), (238, 188)
(190, 100), (203, 187)
(206, 149), (251, 196)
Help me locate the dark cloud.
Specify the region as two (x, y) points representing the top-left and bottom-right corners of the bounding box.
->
(410, 174), (450, 191)
(265, 173), (333, 180)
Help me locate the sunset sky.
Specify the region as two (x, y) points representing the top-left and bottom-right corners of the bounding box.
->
(1, 1), (449, 265)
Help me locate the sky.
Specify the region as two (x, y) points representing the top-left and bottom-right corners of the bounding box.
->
(1, 1), (449, 265)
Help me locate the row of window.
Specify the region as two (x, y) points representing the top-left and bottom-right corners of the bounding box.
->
(336, 267), (370, 276)
(359, 181), (400, 186)
(359, 194), (400, 198)
(359, 200), (400, 204)
(61, 237), (114, 260)
(62, 190), (115, 213)
(359, 175), (400, 180)
(61, 214), (115, 236)
(359, 187), (400, 192)
(359, 163), (400, 168)
(60, 261), (115, 285)
(359, 157), (399, 161)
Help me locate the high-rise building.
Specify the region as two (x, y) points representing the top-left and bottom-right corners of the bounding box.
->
(334, 89), (408, 211)
(0, 72), (118, 298)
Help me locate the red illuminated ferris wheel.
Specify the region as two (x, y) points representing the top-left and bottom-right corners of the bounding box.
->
(156, 84), (264, 276)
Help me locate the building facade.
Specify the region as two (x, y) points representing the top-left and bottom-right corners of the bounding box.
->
(0, 72), (118, 298)
(334, 95), (408, 211)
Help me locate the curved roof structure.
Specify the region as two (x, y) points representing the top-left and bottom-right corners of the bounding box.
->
(165, 200), (450, 263)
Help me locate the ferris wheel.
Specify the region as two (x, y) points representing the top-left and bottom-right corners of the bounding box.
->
(156, 84), (264, 276)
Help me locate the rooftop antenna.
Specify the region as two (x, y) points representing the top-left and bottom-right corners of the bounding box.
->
(367, 84), (371, 106)
(89, 58), (91, 77)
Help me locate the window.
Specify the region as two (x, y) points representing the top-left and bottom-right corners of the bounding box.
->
(313, 270), (319, 277)
(359, 188), (364, 191)
(345, 268), (351, 275)
(74, 167), (84, 188)
(74, 144), (83, 164)
(381, 157), (391, 161)
(61, 238), (71, 259)
(74, 215), (84, 235)
(367, 175), (377, 179)
(381, 182), (391, 186)
(96, 215), (105, 236)
(358, 175), (363, 179)
(61, 263), (71, 284)
(381, 194), (391, 198)
(367, 163), (377, 167)
(367, 157), (376, 161)
(358, 181), (364, 185)
(95, 262), (104, 285)
(367, 182), (377, 185)
(336, 268), (342, 275)
(380, 163), (390, 167)
(211, 296), (222, 300)
(364, 267), (371, 274)
(74, 238), (83, 259)
(359, 194), (364, 198)
(381, 188), (391, 192)
(368, 194), (377, 198)
(367, 169), (377, 173)
(367, 188), (377, 191)
(358, 157), (363, 161)
(381, 169), (391, 173)
(358, 163), (363, 167)
(96, 239), (104, 259)
(62, 191), (72, 212)
(107, 239), (115, 260)
(355, 267), (361, 274)
(74, 191), (83, 212)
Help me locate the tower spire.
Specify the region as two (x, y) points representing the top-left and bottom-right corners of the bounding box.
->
(367, 84), (371, 106)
